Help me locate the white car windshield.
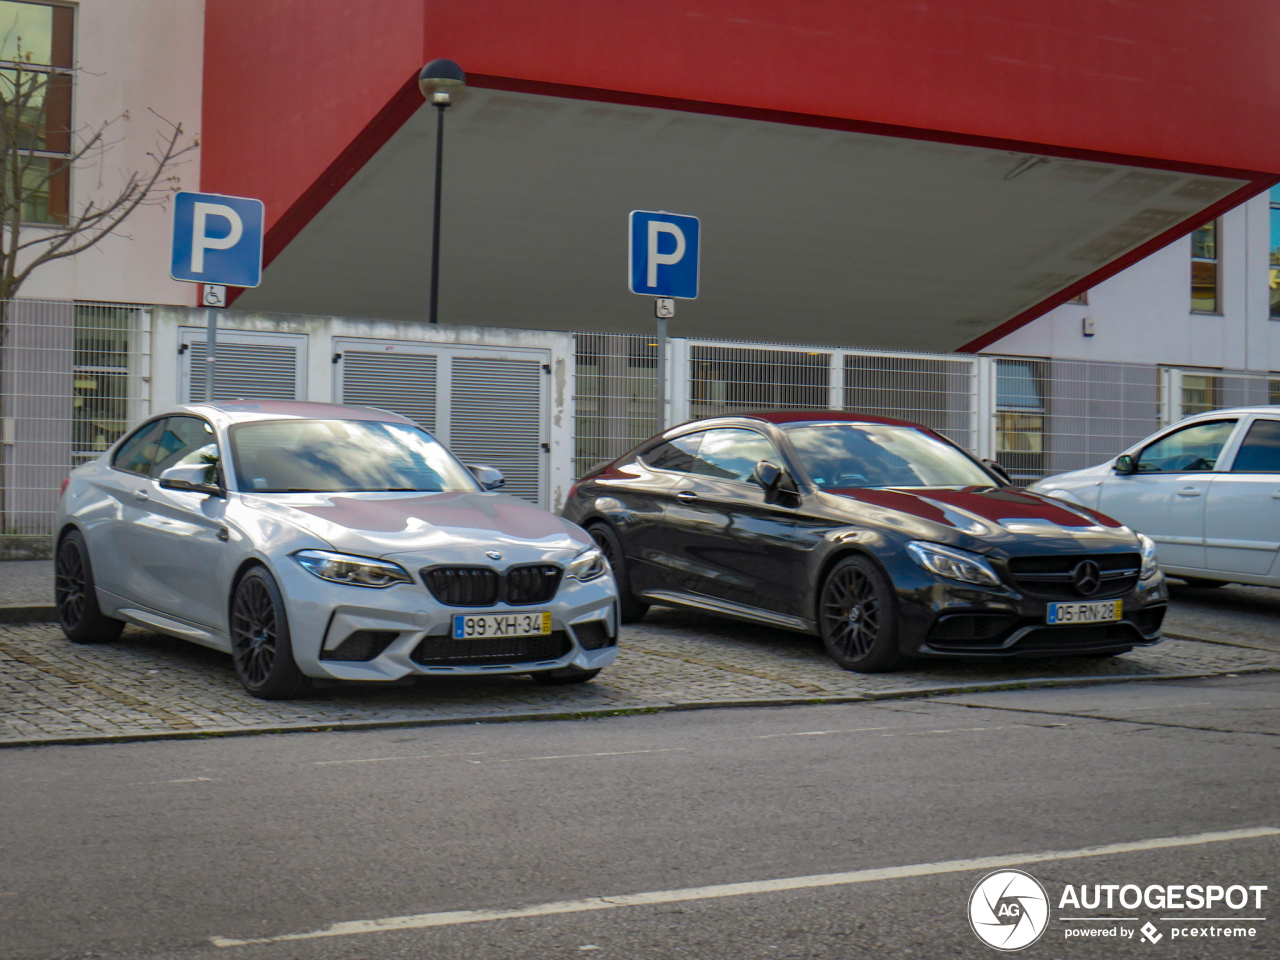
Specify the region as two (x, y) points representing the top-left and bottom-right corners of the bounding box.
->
(229, 419), (477, 493)
(785, 422), (994, 489)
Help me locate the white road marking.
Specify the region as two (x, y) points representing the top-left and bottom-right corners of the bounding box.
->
(756, 727), (890, 738)
(1102, 702), (1215, 712)
(209, 827), (1279, 948)
(132, 776), (215, 785)
(313, 755), (447, 766)
(466, 749), (685, 764)
(905, 727), (1007, 736)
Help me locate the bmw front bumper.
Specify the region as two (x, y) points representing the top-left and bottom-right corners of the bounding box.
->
(273, 557), (619, 681)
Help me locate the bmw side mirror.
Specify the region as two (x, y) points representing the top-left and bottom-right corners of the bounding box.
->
(467, 464), (505, 491)
(981, 458), (1014, 486)
(158, 463), (224, 497)
(1113, 454), (1136, 475)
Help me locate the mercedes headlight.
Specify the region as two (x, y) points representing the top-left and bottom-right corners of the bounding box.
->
(906, 541), (1002, 588)
(1137, 533), (1160, 580)
(293, 550), (412, 588)
(566, 546), (607, 582)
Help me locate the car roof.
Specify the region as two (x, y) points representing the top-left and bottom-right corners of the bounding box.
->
(165, 400), (416, 428)
(694, 410), (928, 429)
(1180, 405), (1280, 418)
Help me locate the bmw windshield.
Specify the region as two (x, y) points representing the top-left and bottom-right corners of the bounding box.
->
(784, 422), (995, 489)
(229, 419), (478, 493)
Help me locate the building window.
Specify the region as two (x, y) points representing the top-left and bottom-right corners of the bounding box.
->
(0, 0), (74, 224)
(73, 304), (138, 461)
(1066, 290), (1088, 305)
(1180, 373), (1222, 417)
(995, 358), (1046, 484)
(1270, 187), (1280, 320)
(1190, 219), (1219, 313)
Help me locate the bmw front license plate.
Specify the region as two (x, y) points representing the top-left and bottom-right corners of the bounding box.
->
(452, 611), (552, 639)
(1046, 600), (1121, 625)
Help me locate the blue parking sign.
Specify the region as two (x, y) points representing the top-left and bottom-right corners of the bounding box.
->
(629, 210), (699, 299)
(170, 192), (264, 288)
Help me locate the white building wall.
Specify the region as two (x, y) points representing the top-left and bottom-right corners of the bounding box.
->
(987, 194), (1280, 374)
(16, 0), (204, 307)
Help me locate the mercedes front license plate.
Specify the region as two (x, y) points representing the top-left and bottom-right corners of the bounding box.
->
(452, 611), (552, 639)
(1046, 600), (1121, 625)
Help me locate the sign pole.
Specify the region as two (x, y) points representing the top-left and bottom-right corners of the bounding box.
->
(654, 297), (674, 429)
(204, 305), (217, 401)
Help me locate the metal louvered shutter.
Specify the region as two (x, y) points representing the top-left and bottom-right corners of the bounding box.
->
(340, 351), (438, 431)
(449, 357), (543, 504)
(186, 340), (298, 401)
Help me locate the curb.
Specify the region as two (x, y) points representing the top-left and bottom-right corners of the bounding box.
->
(2, 664), (1274, 750)
(0, 604), (56, 624)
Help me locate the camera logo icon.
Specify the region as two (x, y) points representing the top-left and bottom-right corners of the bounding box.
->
(968, 869), (1050, 951)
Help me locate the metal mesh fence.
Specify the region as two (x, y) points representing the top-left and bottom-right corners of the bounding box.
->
(688, 344), (830, 418)
(843, 353), (976, 450)
(573, 333), (658, 478)
(1, 299), (150, 536)
(994, 357), (1163, 484)
(1179, 370), (1280, 417)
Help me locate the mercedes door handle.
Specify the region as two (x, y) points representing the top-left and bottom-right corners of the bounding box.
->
(675, 491), (699, 503)
(1272, 491), (1280, 499)
(1176, 487), (1202, 497)
(131, 489), (149, 502)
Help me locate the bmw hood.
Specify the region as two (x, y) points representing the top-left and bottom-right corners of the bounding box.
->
(821, 485), (1139, 556)
(241, 490), (592, 562)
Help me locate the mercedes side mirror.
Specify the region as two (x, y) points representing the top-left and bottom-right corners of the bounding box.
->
(1113, 454), (1136, 475)
(981, 458), (1014, 486)
(467, 464), (505, 490)
(158, 463), (224, 497)
(753, 460), (800, 496)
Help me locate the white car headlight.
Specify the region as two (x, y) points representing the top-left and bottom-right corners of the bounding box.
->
(293, 549), (413, 588)
(1137, 533), (1160, 580)
(566, 546), (607, 582)
(906, 541), (1002, 588)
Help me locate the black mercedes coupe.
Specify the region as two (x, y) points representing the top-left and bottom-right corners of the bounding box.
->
(561, 412), (1168, 672)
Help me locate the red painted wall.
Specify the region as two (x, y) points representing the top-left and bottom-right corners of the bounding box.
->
(203, 0), (1280, 246)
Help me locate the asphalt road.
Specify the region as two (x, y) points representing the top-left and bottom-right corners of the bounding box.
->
(3, 674), (1277, 960)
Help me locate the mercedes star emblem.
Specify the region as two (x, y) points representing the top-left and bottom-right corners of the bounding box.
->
(1071, 560), (1102, 596)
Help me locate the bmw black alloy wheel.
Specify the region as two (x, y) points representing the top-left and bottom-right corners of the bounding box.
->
(822, 563), (881, 661)
(55, 537), (86, 631)
(231, 575), (278, 687)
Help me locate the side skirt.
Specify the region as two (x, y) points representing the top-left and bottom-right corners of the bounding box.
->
(641, 589), (817, 635)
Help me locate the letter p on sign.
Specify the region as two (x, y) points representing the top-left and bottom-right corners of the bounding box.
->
(630, 210), (699, 299)
(170, 191), (265, 289)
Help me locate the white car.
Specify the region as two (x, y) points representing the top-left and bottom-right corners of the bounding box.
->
(55, 401), (619, 699)
(1030, 406), (1280, 589)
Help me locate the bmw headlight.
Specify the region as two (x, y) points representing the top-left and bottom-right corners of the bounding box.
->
(566, 546), (607, 582)
(1137, 533), (1160, 580)
(906, 541), (1002, 588)
(293, 550), (412, 588)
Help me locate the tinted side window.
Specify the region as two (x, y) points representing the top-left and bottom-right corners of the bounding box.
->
(152, 416), (221, 482)
(1231, 419), (1280, 472)
(1136, 420), (1236, 473)
(643, 433), (703, 473)
(111, 419), (167, 477)
(692, 429), (779, 483)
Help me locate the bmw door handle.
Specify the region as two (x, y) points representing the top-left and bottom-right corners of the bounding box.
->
(1176, 487), (1202, 497)
(676, 491), (699, 503)
(131, 489), (149, 502)
(216, 526), (230, 542)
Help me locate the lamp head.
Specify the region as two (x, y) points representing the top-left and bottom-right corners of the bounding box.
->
(419, 59), (466, 101)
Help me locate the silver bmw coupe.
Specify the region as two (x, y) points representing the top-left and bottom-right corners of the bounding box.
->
(55, 401), (618, 698)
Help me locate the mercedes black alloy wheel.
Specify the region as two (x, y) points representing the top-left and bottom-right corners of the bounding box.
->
(819, 554), (903, 672)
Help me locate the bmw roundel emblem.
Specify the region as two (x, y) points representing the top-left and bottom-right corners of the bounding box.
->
(486, 550), (502, 561)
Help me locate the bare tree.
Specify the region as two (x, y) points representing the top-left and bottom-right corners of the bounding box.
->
(0, 54), (198, 301)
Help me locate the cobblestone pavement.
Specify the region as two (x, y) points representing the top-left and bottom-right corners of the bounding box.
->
(0, 560), (52, 606)
(2, 605), (1277, 745)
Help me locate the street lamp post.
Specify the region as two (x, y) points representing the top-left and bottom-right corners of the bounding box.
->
(418, 58), (466, 325)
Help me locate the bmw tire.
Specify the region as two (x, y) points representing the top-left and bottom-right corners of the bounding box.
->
(55, 530), (124, 644)
(229, 566), (312, 700)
